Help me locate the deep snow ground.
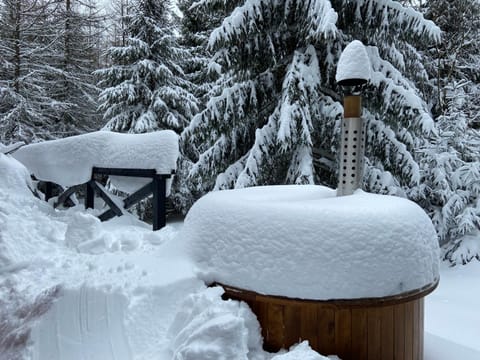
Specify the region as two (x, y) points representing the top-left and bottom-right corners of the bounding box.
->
(1, 153), (479, 360)
(4, 213), (480, 360)
(424, 261), (480, 359)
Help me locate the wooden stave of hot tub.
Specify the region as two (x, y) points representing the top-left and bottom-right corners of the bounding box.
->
(218, 279), (439, 360)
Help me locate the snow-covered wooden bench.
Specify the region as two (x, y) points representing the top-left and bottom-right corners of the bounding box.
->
(12, 131), (179, 230)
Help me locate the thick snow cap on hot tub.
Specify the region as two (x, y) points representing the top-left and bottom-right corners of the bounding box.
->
(13, 130), (179, 194)
(183, 185), (439, 300)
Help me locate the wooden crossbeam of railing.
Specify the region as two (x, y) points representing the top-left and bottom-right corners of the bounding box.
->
(99, 182), (154, 222)
(89, 180), (123, 217)
(54, 184), (83, 208)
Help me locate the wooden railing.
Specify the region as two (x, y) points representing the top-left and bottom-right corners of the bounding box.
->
(45, 167), (174, 231)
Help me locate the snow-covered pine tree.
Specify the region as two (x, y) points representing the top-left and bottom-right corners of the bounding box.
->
(417, 0), (480, 265)
(97, 0), (198, 134)
(180, 0), (440, 212)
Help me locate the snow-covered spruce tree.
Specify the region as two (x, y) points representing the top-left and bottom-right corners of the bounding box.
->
(424, 0), (480, 119)
(97, 0), (198, 134)
(170, 0), (228, 212)
(418, 83), (480, 265)
(178, 0), (224, 103)
(180, 0), (440, 211)
(416, 0), (480, 265)
(97, 0), (199, 220)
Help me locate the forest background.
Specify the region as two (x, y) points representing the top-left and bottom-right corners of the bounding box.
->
(1, 0), (479, 265)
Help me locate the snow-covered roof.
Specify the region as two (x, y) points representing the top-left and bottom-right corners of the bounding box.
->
(335, 40), (371, 86)
(183, 185), (439, 300)
(13, 130), (179, 194)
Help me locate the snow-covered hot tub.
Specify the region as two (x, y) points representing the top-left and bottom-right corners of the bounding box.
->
(183, 185), (439, 360)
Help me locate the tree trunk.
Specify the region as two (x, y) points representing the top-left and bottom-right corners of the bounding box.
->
(13, 0), (21, 92)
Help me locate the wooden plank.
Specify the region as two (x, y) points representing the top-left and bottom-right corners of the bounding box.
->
(413, 299), (421, 360)
(351, 308), (368, 360)
(99, 209), (116, 222)
(317, 306), (335, 356)
(394, 303), (405, 360)
(266, 303), (285, 352)
(335, 308), (352, 360)
(367, 307), (382, 360)
(405, 301), (414, 360)
(92, 167), (157, 178)
(284, 305), (301, 348)
(419, 299), (424, 360)
(381, 306), (395, 360)
(256, 301), (269, 348)
(90, 181), (123, 216)
(300, 304), (318, 350)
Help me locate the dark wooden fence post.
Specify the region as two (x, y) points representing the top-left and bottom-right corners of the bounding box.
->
(85, 180), (95, 209)
(152, 175), (166, 231)
(45, 182), (53, 201)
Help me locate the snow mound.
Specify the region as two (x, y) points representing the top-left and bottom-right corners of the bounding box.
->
(64, 212), (144, 253)
(335, 40), (371, 85)
(271, 342), (331, 360)
(13, 130), (179, 194)
(0, 154), (35, 196)
(168, 286), (264, 360)
(183, 185), (440, 300)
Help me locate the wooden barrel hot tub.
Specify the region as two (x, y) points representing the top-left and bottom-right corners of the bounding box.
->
(183, 185), (440, 359)
(220, 280), (438, 360)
